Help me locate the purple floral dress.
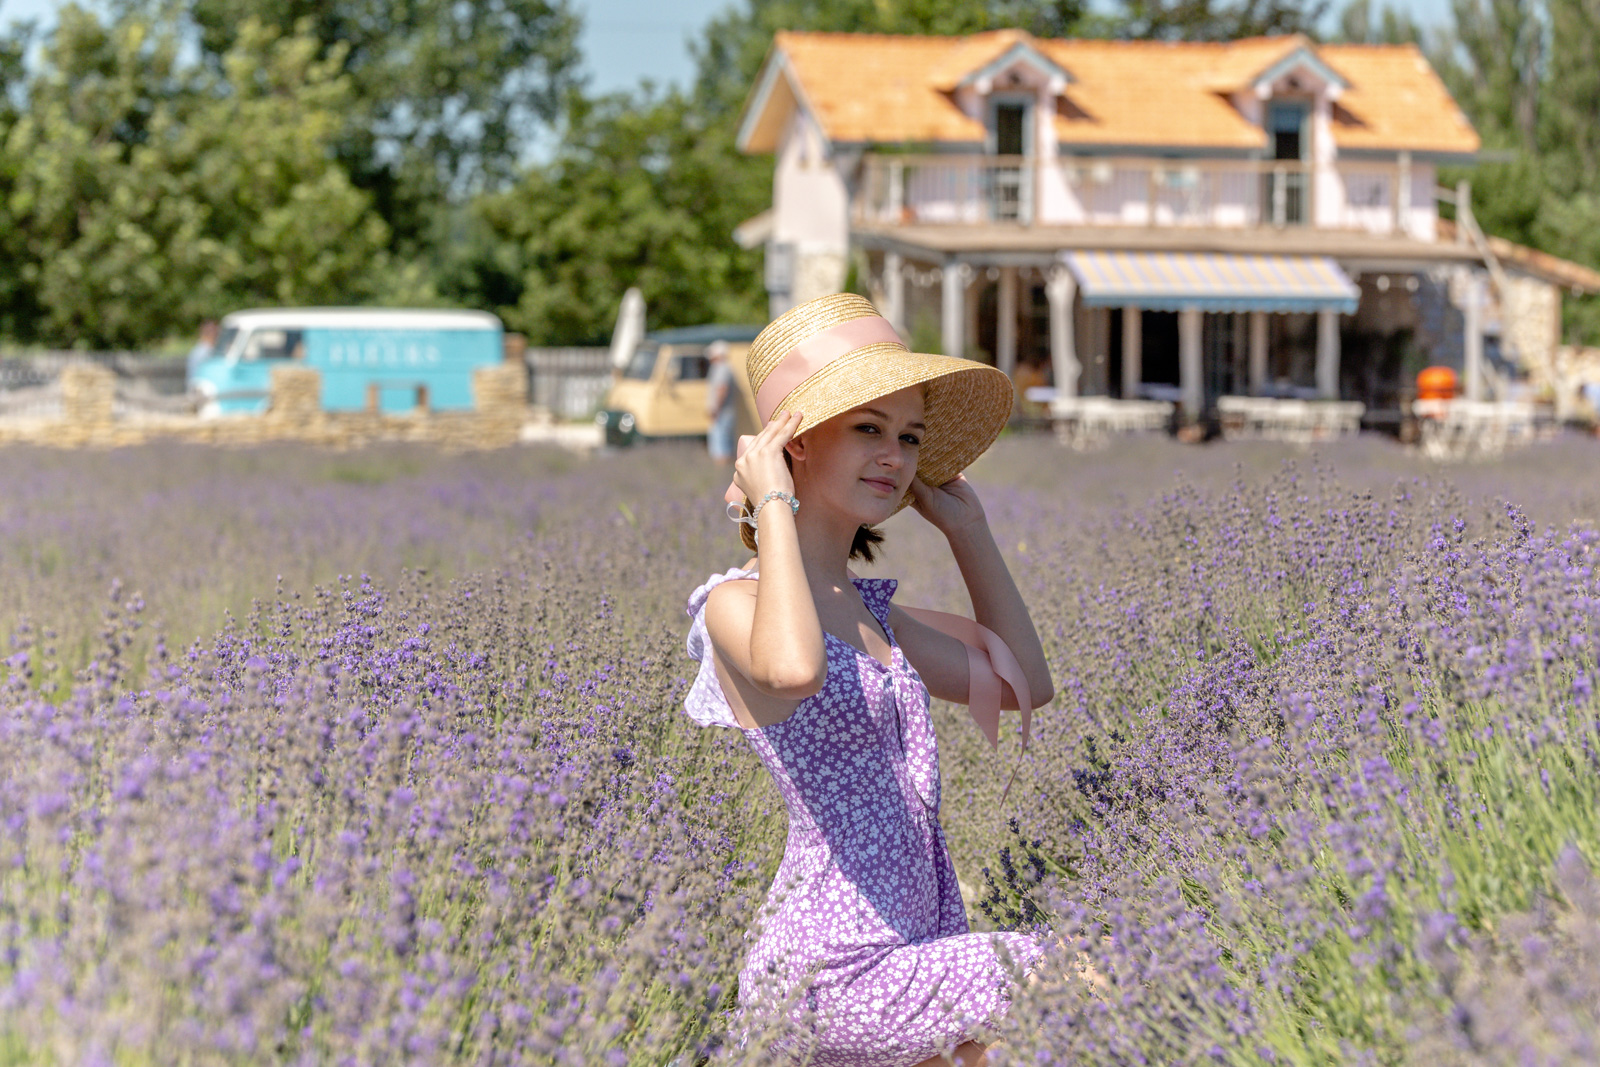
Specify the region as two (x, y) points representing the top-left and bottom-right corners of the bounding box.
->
(685, 568), (1044, 1066)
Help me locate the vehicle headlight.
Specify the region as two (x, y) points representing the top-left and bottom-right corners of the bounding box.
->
(619, 413), (635, 432)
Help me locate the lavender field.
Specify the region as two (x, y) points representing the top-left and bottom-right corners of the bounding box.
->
(1, 434), (1599, 1064)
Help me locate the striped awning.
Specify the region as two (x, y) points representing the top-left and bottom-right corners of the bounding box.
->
(1063, 251), (1360, 314)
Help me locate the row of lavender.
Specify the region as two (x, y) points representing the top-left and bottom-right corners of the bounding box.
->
(0, 437), (1596, 1063)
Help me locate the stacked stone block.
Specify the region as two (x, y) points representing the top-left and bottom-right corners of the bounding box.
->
(60, 364), (116, 426)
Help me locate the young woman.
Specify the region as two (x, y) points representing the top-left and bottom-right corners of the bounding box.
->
(682, 294), (1056, 1065)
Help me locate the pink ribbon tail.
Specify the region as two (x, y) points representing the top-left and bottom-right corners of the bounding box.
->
(901, 607), (1035, 802)
(723, 435), (756, 505)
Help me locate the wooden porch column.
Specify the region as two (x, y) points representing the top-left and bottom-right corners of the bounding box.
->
(1121, 305), (1141, 399)
(1462, 269), (1485, 401)
(941, 261), (967, 359)
(1395, 150), (1412, 237)
(1249, 311), (1268, 396)
(997, 267), (1019, 378)
(1179, 306), (1203, 419)
(1316, 308), (1341, 399)
(884, 251), (905, 335)
(1047, 267), (1079, 398)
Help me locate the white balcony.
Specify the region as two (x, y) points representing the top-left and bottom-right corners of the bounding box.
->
(854, 155), (1430, 237)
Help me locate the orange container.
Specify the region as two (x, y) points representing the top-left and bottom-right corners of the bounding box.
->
(1416, 366), (1458, 400)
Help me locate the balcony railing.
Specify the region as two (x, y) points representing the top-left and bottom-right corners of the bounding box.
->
(853, 154), (1422, 235)
(857, 154), (1036, 225)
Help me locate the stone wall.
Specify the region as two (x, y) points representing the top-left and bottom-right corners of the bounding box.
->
(1501, 273), (1561, 376)
(1550, 345), (1600, 422)
(0, 363), (540, 450)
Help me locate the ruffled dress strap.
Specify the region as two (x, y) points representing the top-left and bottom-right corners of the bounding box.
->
(683, 567), (757, 729)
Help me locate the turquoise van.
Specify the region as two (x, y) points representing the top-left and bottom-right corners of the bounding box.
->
(191, 308), (504, 416)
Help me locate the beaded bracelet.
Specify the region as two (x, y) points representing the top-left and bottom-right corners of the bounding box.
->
(726, 490), (799, 548)
(749, 490), (800, 525)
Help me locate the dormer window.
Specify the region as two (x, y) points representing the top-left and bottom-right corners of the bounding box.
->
(1268, 102), (1308, 161)
(993, 102), (1028, 157)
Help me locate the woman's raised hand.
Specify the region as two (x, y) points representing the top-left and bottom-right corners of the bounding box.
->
(733, 410), (803, 504)
(909, 472), (987, 537)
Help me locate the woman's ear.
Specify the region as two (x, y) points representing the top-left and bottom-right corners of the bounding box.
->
(784, 432), (806, 462)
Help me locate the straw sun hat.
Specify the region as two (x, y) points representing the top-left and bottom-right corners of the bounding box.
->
(741, 293), (1013, 514)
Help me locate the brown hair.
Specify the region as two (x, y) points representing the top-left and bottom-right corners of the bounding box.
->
(738, 504), (883, 562)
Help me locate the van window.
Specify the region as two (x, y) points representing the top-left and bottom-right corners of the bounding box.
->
(242, 329), (304, 361)
(214, 327), (239, 360)
(622, 344), (658, 380)
(674, 351), (709, 381)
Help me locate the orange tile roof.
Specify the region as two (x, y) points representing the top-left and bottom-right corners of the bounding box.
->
(743, 31), (1479, 156)
(764, 32), (987, 147)
(1320, 44), (1479, 155)
(1036, 38), (1274, 150)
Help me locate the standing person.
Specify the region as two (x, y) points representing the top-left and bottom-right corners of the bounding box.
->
(683, 294), (1058, 1066)
(706, 340), (738, 466)
(186, 320), (220, 388)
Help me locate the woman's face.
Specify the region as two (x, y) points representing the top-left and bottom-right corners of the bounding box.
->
(788, 386), (925, 527)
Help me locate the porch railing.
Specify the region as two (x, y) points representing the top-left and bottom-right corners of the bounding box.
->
(853, 154), (1421, 235)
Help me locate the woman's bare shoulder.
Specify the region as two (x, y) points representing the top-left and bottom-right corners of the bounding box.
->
(704, 564), (759, 613)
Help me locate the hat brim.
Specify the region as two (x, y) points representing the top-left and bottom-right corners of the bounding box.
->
(768, 342), (1013, 513)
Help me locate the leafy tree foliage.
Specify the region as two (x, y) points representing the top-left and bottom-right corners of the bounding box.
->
(3, 7), (391, 347)
(1334, 0), (1423, 43)
(125, 0), (582, 248)
(1110, 0), (1327, 40)
(1434, 0), (1600, 342)
(0, 20), (39, 340)
(459, 92), (769, 343)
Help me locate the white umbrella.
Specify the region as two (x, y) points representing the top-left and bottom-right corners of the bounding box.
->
(608, 288), (646, 371)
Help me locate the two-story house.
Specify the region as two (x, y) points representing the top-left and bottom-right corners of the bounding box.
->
(735, 30), (1505, 422)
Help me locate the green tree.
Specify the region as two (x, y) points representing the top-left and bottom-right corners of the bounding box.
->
(1110, 0), (1328, 40)
(1335, 0), (1423, 43)
(464, 90), (768, 343)
(1434, 0), (1600, 342)
(0, 18), (40, 341)
(155, 0), (583, 250)
(1532, 0), (1600, 341)
(3, 6), (391, 347)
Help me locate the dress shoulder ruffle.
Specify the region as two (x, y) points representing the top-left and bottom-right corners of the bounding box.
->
(683, 568), (756, 729)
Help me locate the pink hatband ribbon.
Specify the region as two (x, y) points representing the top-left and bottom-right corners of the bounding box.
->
(754, 315), (904, 422)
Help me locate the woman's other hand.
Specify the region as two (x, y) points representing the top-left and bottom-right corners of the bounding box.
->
(733, 410), (803, 503)
(909, 473), (987, 538)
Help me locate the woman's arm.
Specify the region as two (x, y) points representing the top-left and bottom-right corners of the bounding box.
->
(703, 411), (827, 704)
(892, 475), (1054, 710)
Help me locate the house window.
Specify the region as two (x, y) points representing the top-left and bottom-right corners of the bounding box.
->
(1268, 103), (1308, 161)
(994, 103), (1027, 157)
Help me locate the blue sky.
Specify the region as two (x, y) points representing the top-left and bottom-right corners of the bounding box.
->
(0, 0), (1457, 96)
